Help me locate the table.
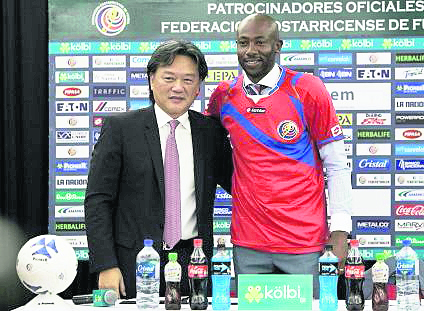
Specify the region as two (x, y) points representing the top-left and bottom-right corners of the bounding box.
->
(11, 299), (418, 310)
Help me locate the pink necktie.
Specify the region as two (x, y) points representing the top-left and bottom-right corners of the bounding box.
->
(163, 119), (181, 249)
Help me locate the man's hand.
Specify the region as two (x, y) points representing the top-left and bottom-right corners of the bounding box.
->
(328, 231), (349, 274)
(98, 267), (126, 298)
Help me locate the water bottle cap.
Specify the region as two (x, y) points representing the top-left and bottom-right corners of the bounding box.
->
(350, 239), (359, 247)
(375, 253), (385, 261)
(168, 252), (178, 261)
(193, 238), (203, 248)
(143, 239), (153, 247)
(402, 239), (412, 246)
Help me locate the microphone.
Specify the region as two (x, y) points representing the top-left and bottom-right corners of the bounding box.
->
(72, 289), (118, 306)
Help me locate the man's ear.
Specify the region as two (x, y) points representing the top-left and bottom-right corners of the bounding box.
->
(275, 40), (283, 52)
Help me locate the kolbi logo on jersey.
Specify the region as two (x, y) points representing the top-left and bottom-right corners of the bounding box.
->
(277, 120), (299, 141)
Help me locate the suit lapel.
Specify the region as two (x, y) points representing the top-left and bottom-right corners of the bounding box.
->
(189, 111), (206, 211)
(143, 106), (165, 202)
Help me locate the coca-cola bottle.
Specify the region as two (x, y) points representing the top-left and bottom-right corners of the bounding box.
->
(188, 238), (208, 310)
(345, 239), (365, 311)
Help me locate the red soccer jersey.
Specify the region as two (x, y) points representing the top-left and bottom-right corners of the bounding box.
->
(206, 67), (344, 253)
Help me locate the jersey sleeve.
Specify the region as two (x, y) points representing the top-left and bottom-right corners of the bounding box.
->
(204, 81), (230, 119)
(297, 74), (344, 146)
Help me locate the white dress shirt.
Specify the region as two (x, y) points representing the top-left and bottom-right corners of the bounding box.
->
(154, 105), (198, 239)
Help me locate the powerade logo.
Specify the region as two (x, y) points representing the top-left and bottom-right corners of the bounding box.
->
(356, 158), (391, 171)
(318, 53), (352, 65)
(215, 188), (232, 202)
(396, 159), (424, 170)
(56, 160), (89, 173)
(356, 220), (390, 233)
(395, 82), (424, 95)
(318, 68), (353, 80)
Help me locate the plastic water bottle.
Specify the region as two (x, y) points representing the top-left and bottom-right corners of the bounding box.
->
(318, 244), (339, 311)
(164, 252), (181, 310)
(212, 237), (231, 310)
(371, 253), (389, 311)
(396, 239), (420, 311)
(136, 239), (160, 309)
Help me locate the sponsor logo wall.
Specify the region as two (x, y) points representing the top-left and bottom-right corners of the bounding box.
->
(49, 1), (424, 259)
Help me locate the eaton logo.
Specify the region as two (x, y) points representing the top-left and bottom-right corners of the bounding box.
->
(355, 158), (391, 171)
(56, 160), (89, 173)
(318, 53), (352, 65)
(396, 159), (424, 170)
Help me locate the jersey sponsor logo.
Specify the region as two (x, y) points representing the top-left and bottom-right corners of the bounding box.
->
(395, 113), (424, 124)
(55, 56), (89, 68)
(279, 53), (315, 65)
(246, 107), (266, 114)
(56, 116), (89, 128)
(56, 130), (89, 144)
(395, 204), (424, 216)
(93, 101), (127, 113)
(357, 113), (391, 125)
(55, 221), (86, 232)
(93, 55), (126, 68)
(355, 158), (391, 171)
(130, 85), (149, 98)
(55, 205), (85, 218)
(396, 220), (424, 232)
(92, 86), (126, 97)
(337, 113), (352, 126)
(395, 67), (424, 80)
(395, 128), (424, 140)
(357, 235), (391, 247)
(356, 174), (391, 186)
(356, 220), (390, 233)
(396, 174), (424, 186)
(318, 68), (353, 80)
(395, 82), (424, 95)
(395, 144), (424, 156)
(56, 101), (89, 113)
(92, 70), (126, 83)
(356, 52), (391, 65)
(318, 53), (352, 65)
(214, 206), (232, 217)
(204, 54), (239, 67)
(277, 120), (299, 141)
(56, 86), (89, 99)
(395, 189), (424, 201)
(396, 159), (424, 171)
(205, 70), (238, 83)
(357, 129), (391, 140)
(56, 160), (89, 173)
(356, 68), (391, 80)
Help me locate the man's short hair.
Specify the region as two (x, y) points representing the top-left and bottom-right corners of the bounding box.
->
(147, 40), (208, 104)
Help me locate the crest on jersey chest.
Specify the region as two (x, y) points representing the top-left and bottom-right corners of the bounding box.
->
(277, 120), (300, 141)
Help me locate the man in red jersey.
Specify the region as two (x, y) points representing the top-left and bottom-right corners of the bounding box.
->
(206, 13), (352, 297)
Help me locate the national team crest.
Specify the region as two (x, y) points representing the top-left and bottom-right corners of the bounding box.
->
(277, 120), (299, 141)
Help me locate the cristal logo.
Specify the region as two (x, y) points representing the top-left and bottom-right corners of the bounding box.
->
(244, 285), (305, 303)
(137, 265), (154, 273)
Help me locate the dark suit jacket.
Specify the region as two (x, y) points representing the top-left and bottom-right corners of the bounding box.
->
(84, 106), (232, 298)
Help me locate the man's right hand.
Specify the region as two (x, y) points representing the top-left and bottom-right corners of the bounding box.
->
(98, 267), (126, 298)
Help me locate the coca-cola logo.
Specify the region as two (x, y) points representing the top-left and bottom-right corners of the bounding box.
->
(395, 204), (424, 216)
(345, 265), (365, 278)
(188, 265), (208, 278)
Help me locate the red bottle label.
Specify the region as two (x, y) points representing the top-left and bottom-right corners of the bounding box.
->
(188, 264), (208, 278)
(345, 265), (365, 278)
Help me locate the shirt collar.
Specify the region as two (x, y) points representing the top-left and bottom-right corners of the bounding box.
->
(243, 63), (281, 88)
(154, 104), (190, 131)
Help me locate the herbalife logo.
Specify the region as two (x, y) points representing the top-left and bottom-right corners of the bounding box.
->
(244, 285), (306, 303)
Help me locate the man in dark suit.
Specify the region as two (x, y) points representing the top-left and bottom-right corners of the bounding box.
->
(84, 40), (233, 299)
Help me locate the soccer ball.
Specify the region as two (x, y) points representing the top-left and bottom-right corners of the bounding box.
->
(16, 234), (78, 295)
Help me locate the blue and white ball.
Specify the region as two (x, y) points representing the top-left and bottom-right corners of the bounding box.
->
(16, 234), (78, 294)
